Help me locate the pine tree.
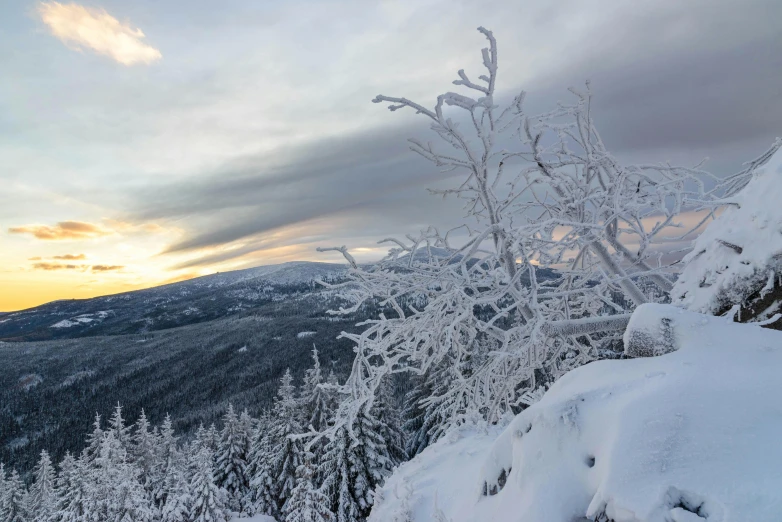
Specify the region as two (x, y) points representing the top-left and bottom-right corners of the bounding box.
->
(402, 374), (432, 457)
(244, 412), (273, 517)
(90, 431), (154, 522)
(283, 453), (334, 522)
(248, 370), (303, 518)
(189, 447), (229, 522)
(28, 450), (56, 521)
(214, 404), (248, 511)
(108, 403), (131, 450)
(84, 413), (104, 464)
(238, 409), (254, 462)
(205, 424), (220, 453)
(131, 409), (159, 491)
(54, 453), (89, 522)
(349, 406), (391, 519)
(153, 414), (181, 509)
(0, 463), (7, 519)
(2, 469), (28, 522)
(319, 426), (361, 522)
(301, 347), (331, 434)
(160, 463), (190, 522)
(373, 377), (407, 469)
(319, 404), (392, 522)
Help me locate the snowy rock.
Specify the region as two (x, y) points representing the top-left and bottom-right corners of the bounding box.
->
(373, 304), (782, 522)
(672, 146), (782, 316)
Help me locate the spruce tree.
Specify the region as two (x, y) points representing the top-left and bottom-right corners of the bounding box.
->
(319, 426), (361, 522)
(244, 412), (274, 517)
(247, 369), (303, 518)
(0, 463), (7, 518)
(108, 403), (131, 450)
(28, 450), (56, 521)
(131, 409), (159, 491)
(54, 453), (89, 522)
(84, 413), (104, 464)
(373, 377), (407, 469)
(90, 431), (154, 522)
(160, 463), (190, 522)
(2, 469), (28, 522)
(319, 404), (392, 522)
(214, 404), (248, 511)
(189, 447), (228, 522)
(301, 347), (331, 434)
(283, 453), (334, 522)
(153, 414), (181, 509)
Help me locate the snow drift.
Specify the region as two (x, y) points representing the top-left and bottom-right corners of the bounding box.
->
(371, 304), (782, 522)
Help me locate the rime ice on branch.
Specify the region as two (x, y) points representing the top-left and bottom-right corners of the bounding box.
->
(316, 27), (776, 439)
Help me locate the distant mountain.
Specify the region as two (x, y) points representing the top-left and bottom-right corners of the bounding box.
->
(0, 261), (349, 341)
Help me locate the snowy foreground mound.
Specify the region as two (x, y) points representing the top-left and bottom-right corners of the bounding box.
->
(371, 304), (782, 522)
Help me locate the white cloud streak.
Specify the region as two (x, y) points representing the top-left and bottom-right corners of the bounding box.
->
(38, 2), (161, 65)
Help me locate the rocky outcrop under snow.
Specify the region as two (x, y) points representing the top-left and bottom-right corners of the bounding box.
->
(371, 304), (782, 522)
(672, 146), (782, 319)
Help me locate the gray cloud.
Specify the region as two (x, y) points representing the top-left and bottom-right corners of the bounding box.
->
(118, 0), (782, 269)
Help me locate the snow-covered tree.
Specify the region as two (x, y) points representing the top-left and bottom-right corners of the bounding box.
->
(160, 462), (191, 522)
(372, 378), (406, 469)
(301, 347), (332, 434)
(317, 26), (728, 437)
(283, 453), (334, 522)
(2, 469), (28, 522)
(28, 450), (56, 521)
(131, 410), (159, 491)
(319, 404), (391, 522)
(53, 453), (89, 522)
(319, 426), (361, 522)
(89, 431), (154, 522)
(108, 403), (131, 450)
(214, 404), (249, 511)
(84, 413), (104, 464)
(244, 412), (274, 516)
(189, 447), (228, 522)
(238, 409), (254, 465)
(247, 370), (303, 517)
(152, 413), (180, 509)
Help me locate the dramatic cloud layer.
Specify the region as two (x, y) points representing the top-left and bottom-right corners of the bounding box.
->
(9, 221), (113, 240)
(1, 0), (781, 310)
(37, 2), (162, 65)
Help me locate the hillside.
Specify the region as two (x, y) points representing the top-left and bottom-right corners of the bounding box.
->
(0, 261), (348, 341)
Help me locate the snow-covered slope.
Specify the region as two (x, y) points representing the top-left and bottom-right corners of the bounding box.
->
(0, 261), (348, 340)
(372, 304), (782, 522)
(672, 146), (782, 315)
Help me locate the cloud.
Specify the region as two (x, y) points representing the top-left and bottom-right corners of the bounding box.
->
(90, 264), (124, 272)
(37, 2), (162, 65)
(9, 221), (113, 240)
(29, 261), (123, 272)
(32, 262), (87, 271)
(28, 257), (42, 261)
(53, 253), (87, 260)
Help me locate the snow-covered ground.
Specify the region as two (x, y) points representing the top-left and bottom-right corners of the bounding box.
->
(372, 304), (782, 522)
(232, 514), (276, 522)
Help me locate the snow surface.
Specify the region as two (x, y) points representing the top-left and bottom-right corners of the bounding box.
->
(231, 514), (276, 522)
(50, 311), (111, 328)
(372, 304), (782, 522)
(672, 147), (782, 314)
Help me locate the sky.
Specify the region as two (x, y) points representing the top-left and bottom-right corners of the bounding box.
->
(1, 0), (780, 311)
